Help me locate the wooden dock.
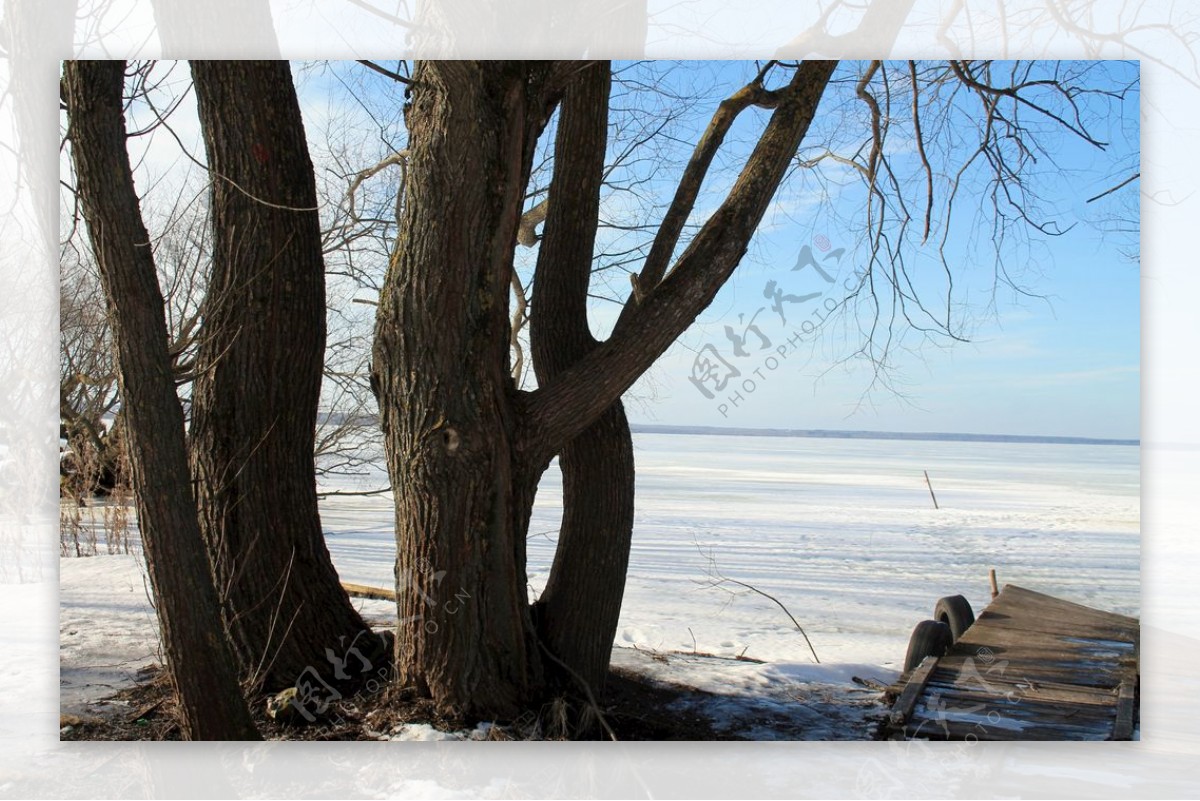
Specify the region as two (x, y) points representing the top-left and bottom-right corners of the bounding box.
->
(884, 585), (1139, 741)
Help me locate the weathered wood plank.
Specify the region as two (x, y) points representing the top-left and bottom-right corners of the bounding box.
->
(888, 656), (939, 726)
(341, 581), (396, 601)
(932, 662), (1128, 691)
(955, 625), (1138, 662)
(988, 585), (1138, 630)
(965, 611), (1137, 643)
(923, 668), (1120, 706)
(906, 690), (1115, 740)
(902, 714), (1111, 742)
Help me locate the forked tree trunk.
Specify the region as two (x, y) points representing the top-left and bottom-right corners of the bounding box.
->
(375, 59), (836, 721)
(188, 60), (381, 692)
(372, 62), (555, 718)
(529, 62), (636, 695)
(64, 59), (259, 740)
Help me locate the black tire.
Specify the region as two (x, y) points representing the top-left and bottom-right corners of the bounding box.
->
(933, 594), (975, 641)
(903, 619), (953, 672)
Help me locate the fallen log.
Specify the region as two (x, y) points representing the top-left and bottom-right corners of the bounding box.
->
(340, 581), (396, 601)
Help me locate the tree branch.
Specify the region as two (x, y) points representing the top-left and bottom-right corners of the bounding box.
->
(517, 198), (549, 247)
(908, 60), (935, 243)
(523, 60), (837, 458)
(356, 59), (413, 85)
(617, 60), (786, 324)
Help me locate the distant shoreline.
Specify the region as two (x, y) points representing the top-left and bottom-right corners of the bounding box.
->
(628, 423), (1139, 447)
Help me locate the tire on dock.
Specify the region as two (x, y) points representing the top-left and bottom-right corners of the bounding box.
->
(903, 619), (953, 672)
(933, 594), (975, 641)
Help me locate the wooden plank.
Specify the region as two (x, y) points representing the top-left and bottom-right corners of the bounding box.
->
(906, 684), (1117, 741)
(955, 625), (1138, 663)
(989, 585), (1138, 630)
(1112, 680), (1137, 740)
(888, 656), (939, 727)
(970, 611), (1137, 646)
(912, 681), (1118, 709)
(341, 581), (396, 601)
(922, 668), (1120, 706)
(965, 611), (1138, 644)
(933, 661), (1128, 691)
(915, 706), (1116, 733)
(1000, 585), (1138, 621)
(907, 709), (1114, 742)
(966, 613), (1137, 643)
(944, 630), (1137, 691)
(980, 600), (1135, 641)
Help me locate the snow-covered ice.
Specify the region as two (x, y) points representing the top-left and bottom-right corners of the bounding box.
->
(60, 431), (1139, 738)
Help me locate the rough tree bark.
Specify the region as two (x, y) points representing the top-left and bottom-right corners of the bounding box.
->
(529, 61), (636, 696)
(372, 61), (561, 719)
(63, 59), (259, 740)
(188, 60), (382, 693)
(374, 59), (836, 718)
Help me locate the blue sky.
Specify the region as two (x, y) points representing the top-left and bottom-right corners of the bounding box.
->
(116, 60), (1140, 442)
(594, 60), (1141, 441)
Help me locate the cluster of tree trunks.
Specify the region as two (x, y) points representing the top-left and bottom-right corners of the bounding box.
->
(371, 59), (836, 717)
(65, 59), (385, 739)
(65, 56), (837, 736)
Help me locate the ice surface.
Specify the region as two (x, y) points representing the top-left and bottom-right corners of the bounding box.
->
(60, 432), (1139, 738)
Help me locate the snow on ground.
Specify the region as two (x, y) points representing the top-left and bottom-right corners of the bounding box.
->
(58, 552), (159, 716)
(608, 646), (890, 740)
(60, 431), (1140, 739)
(384, 722), (501, 741)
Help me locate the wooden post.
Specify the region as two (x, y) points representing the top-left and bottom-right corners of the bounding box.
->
(923, 470), (939, 509)
(988, 568), (999, 599)
(1112, 680), (1137, 740)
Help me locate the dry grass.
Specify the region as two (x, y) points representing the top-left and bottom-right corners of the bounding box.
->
(60, 434), (135, 557)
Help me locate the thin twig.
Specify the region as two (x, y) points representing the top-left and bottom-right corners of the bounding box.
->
(536, 642), (619, 741)
(696, 546), (820, 663)
(1086, 172), (1140, 203)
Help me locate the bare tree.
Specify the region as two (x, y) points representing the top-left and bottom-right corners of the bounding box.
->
(187, 59), (385, 692)
(58, 247), (121, 496)
(795, 60), (1138, 392)
(58, 54), (1135, 734)
(62, 58), (259, 740)
(372, 59), (836, 718)
(368, 56), (1135, 723)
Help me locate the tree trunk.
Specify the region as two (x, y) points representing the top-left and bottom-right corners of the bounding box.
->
(63, 59), (259, 741)
(188, 60), (381, 693)
(374, 59), (835, 722)
(372, 61), (556, 719)
(535, 406), (634, 694)
(529, 62), (636, 696)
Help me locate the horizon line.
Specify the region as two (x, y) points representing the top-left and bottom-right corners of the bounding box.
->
(626, 423), (1140, 447)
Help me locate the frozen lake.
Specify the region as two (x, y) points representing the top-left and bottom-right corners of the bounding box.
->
(321, 431), (1140, 673)
(61, 430), (1139, 737)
